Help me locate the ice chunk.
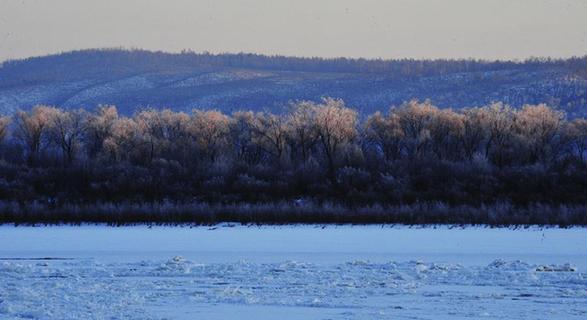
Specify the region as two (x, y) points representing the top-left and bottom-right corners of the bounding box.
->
(535, 263), (577, 272)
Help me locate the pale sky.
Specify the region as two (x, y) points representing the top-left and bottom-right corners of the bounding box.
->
(1, 0), (586, 62)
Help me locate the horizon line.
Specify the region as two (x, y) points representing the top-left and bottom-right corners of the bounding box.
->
(3, 47), (587, 65)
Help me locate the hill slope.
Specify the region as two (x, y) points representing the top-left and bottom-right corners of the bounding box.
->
(1, 49), (586, 116)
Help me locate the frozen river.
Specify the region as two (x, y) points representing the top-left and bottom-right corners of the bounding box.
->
(0, 225), (586, 319)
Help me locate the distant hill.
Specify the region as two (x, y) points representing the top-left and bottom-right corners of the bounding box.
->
(1, 49), (586, 116)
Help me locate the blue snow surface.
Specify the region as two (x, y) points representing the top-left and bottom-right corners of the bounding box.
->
(0, 224), (586, 319)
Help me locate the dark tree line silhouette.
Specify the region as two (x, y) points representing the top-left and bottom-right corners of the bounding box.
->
(3, 48), (586, 84)
(0, 99), (586, 225)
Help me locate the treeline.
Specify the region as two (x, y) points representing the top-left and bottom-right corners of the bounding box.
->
(0, 99), (586, 225)
(3, 49), (587, 85)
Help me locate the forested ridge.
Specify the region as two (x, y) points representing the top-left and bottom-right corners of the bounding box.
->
(2, 49), (587, 118)
(0, 98), (586, 225)
(5, 48), (585, 79)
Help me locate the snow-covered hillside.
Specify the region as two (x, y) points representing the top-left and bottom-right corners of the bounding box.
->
(0, 225), (585, 319)
(1, 49), (586, 117)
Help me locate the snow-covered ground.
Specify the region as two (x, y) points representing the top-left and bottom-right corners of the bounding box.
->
(0, 225), (585, 319)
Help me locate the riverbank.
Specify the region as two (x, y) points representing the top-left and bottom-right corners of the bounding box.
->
(1, 200), (586, 226)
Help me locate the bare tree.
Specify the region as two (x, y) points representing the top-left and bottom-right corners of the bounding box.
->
(103, 117), (142, 162)
(563, 118), (587, 161)
(47, 108), (88, 164)
(514, 104), (564, 164)
(483, 102), (515, 166)
(13, 105), (55, 164)
(0, 116), (11, 160)
(392, 100), (436, 158)
(314, 98), (358, 181)
(428, 109), (464, 161)
(461, 108), (489, 161)
(230, 111), (259, 164)
(251, 112), (289, 164)
(286, 101), (319, 164)
(159, 109), (190, 163)
(0, 116), (11, 144)
(86, 105), (119, 158)
(364, 111), (404, 161)
(135, 109), (164, 163)
(189, 110), (231, 162)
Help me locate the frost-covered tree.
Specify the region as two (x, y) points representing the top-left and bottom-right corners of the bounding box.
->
(13, 105), (55, 164)
(158, 109), (190, 162)
(103, 117), (142, 162)
(314, 98), (358, 180)
(483, 103), (515, 166)
(428, 109), (464, 161)
(514, 104), (564, 164)
(86, 105), (118, 158)
(230, 111), (259, 164)
(392, 100), (436, 158)
(251, 112), (289, 164)
(364, 111), (404, 161)
(461, 108), (489, 161)
(135, 109), (162, 162)
(47, 108), (88, 164)
(189, 110), (231, 162)
(564, 118), (587, 161)
(286, 101), (319, 164)
(0, 116), (11, 144)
